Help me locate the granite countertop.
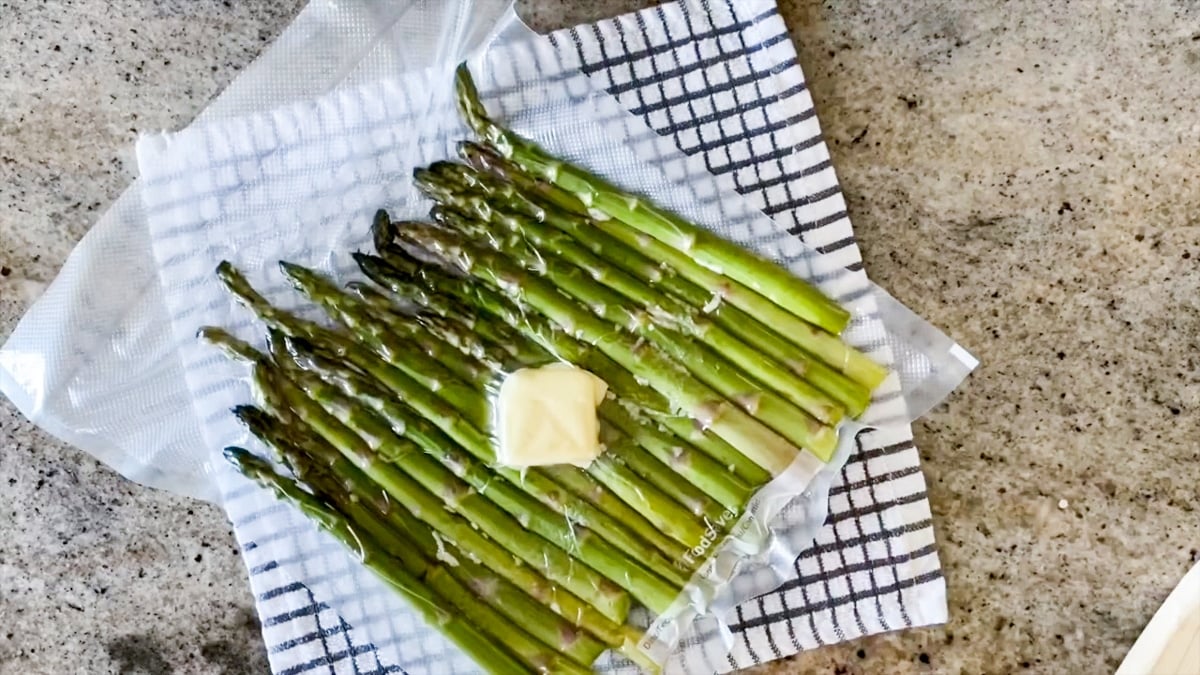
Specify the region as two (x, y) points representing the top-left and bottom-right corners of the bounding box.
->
(1, 1), (1196, 673)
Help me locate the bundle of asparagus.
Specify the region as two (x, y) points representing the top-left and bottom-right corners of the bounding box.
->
(211, 65), (887, 674)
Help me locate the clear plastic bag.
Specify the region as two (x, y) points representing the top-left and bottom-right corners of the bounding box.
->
(0, 0), (513, 502)
(0, 1), (975, 672)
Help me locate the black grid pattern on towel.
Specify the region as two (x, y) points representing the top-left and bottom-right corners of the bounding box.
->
(235, 0), (941, 672)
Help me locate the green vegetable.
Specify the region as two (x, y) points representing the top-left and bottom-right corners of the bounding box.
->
(396, 221), (805, 476)
(278, 262), (701, 562)
(223, 447), (531, 675)
(202, 322), (640, 625)
(450, 144), (886, 395)
(278, 331), (690, 602)
(454, 63), (852, 336)
(418, 165), (847, 428)
(266, 355), (636, 622)
(374, 285), (744, 518)
(360, 247), (772, 487)
(199, 63), (893, 675)
(446, 147), (874, 416)
(425, 208), (838, 461)
(233, 405), (608, 668)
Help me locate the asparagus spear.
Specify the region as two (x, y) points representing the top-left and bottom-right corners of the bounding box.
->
(348, 240), (531, 371)
(277, 272), (493, 427)
(214, 261), (494, 439)
(427, 207), (838, 461)
(396, 221), (805, 476)
(453, 63), (851, 336)
(223, 448), (531, 675)
(344, 281), (514, 395)
(200, 324), (641, 622)
(234, 405), (608, 668)
(422, 560), (593, 675)
(443, 148), (874, 416)
(278, 331), (692, 593)
(597, 417), (732, 521)
(203, 328), (660, 669)
(450, 139), (887, 394)
(261, 358), (638, 622)
(223, 264), (694, 567)
(355, 249), (548, 368)
(279, 262), (706, 559)
(409, 296), (749, 516)
(213, 264), (694, 566)
(411, 308), (735, 519)
(342, 282), (490, 385)
(418, 169), (846, 427)
(357, 248), (771, 486)
(243, 424), (598, 674)
(352, 273), (737, 518)
(235, 404), (434, 559)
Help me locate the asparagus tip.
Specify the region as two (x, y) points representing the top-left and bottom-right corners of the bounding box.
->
(198, 325), (263, 363)
(231, 405), (281, 442)
(230, 405), (293, 463)
(230, 404), (260, 422)
(214, 260), (246, 290)
(371, 209), (395, 253)
(223, 445), (260, 472)
(455, 140), (498, 170)
(355, 250), (401, 284)
(277, 260), (306, 279)
(278, 261), (331, 299)
(414, 171), (453, 202)
(213, 260), (273, 310)
(453, 63), (485, 128)
(427, 159), (461, 175)
(279, 330), (307, 355)
(278, 332), (326, 375)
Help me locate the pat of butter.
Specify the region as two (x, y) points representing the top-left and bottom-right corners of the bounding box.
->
(496, 363), (608, 468)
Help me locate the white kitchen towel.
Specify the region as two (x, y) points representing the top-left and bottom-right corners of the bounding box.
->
(133, 1), (949, 673)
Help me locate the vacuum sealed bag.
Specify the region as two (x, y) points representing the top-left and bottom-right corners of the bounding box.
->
(0, 1), (975, 672)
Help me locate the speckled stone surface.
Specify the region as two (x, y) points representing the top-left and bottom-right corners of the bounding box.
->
(1, 2), (305, 673)
(1, 1), (1197, 674)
